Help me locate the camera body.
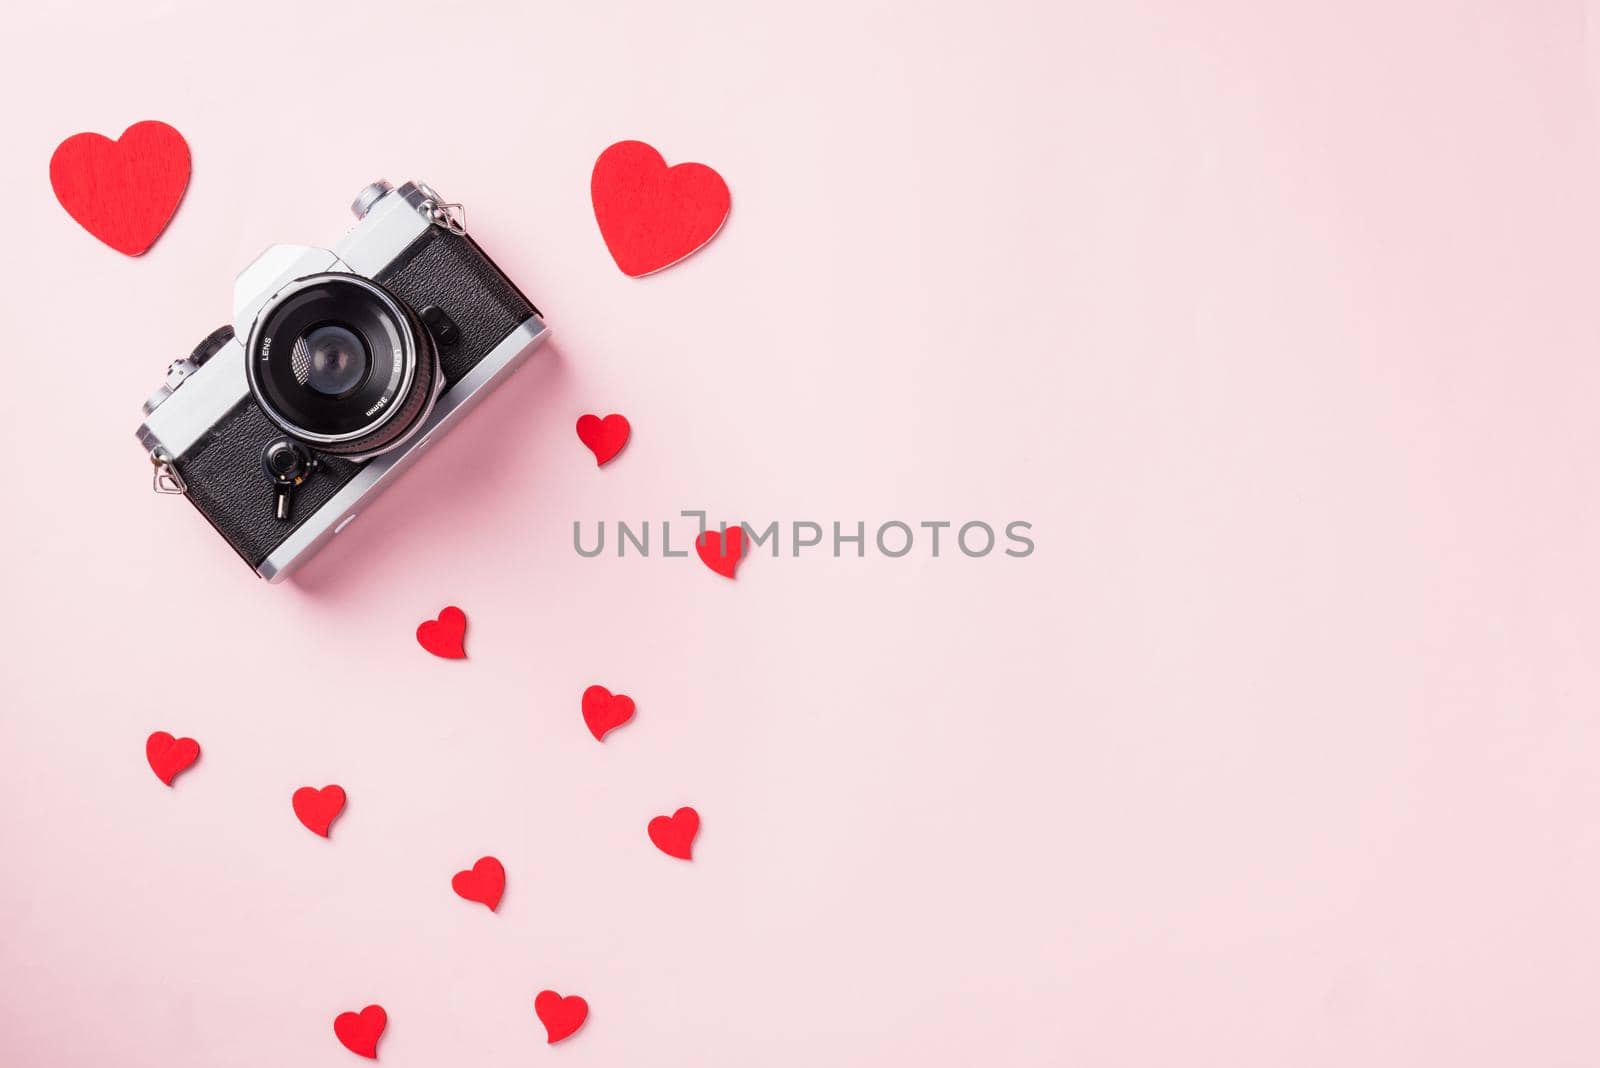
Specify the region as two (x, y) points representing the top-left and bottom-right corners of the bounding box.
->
(136, 180), (548, 582)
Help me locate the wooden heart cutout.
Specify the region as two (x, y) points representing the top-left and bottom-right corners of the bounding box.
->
(333, 1004), (386, 1059)
(416, 606), (468, 659)
(50, 120), (190, 256)
(534, 990), (589, 1044)
(582, 685), (636, 742)
(648, 806), (700, 860)
(696, 527), (746, 579)
(293, 785), (347, 838)
(591, 140), (730, 277)
(451, 856), (506, 911)
(576, 413), (631, 466)
(146, 731), (200, 786)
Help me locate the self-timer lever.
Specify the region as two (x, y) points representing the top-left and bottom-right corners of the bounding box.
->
(262, 438), (318, 522)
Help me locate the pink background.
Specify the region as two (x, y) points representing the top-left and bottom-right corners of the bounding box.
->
(4, 0), (1600, 1064)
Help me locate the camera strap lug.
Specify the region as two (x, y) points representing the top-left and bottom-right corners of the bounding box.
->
(415, 183), (467, 236)
(150, 447), (186, 495)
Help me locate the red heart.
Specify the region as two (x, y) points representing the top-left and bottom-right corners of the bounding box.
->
(451, 856), (505, 911)
(145, 731), (200, 786)
(576, 413), (631, 466)
(648, 806), (700, 860)
(695, 527), (746, 579)
(416, 606), (467, 659)
(293, 785), (347, 838)
(582, 685), (636, 742)
(534, 990), (589, 1044)
(591, 140), (730, 277)
(333, 1004), (386, 1059)
(49, 120), (190, 256)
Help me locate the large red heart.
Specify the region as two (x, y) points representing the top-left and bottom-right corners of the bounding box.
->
(696, 527), (746, 579)
(648, 806), (700, 860)
(575, 413), (630, 466)
(582, 685), (636, 742)
(591, 140), (730, 277)
(333, 1004), (386, 1059)
(534, 990), (589, 1044)
(451, 856), (505, 911)
(416, 606), (467, 659)
(293, 785), (347, 838)
(145, 731), (200, 786)
(49, 120), (190, 256)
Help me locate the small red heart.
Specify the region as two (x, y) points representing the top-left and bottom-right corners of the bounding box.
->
(50, 120), (190, 256)
(451, 856), (505, 911)
(695, 527), (746, 579)
(648, 806), (700, 860)
(333, 1004), (386, 1059)
(582, 685), (636, 742)
(146, 731), (200, 786)
(534, 990), (589, 1044)
(416, 606), (467, 659)
(576, 413), (631, 466)
(293, 785), (347, 838)
(591, 140), (730, 277)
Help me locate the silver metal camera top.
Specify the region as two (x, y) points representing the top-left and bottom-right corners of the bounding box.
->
(232, 183), (439, 340)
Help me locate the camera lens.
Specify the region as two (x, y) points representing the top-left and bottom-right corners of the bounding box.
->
(246, 274), (439, 457)
(295, 324), (369, 397)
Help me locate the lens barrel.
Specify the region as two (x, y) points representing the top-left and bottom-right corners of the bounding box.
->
(245, 274), (439, 457)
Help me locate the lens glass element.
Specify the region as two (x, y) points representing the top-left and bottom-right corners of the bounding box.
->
(294, 324), (370, 397)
